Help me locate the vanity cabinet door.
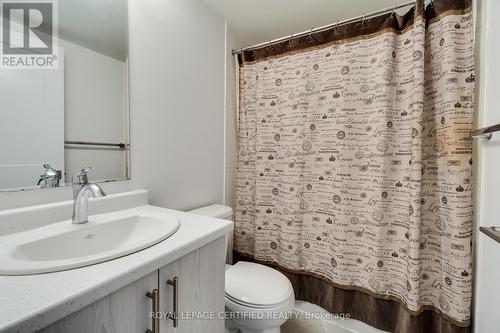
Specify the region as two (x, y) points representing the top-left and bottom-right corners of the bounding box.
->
(159, 237), (225, 333)
(39, 272), (158, 333)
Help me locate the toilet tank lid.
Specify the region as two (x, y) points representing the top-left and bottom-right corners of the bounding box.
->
(189, 204), (233, 219)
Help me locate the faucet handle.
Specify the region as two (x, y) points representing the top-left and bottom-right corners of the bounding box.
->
(72, 166), (92, 200)
(38, 164), (62, 187)
(37, 174), (45, 185)
(79, 166), (92, 175)
(42, 164), (62, 177)
(73, 166), (91, 185)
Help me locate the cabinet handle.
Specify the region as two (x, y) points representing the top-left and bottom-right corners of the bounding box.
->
(167, 277), (179, 327)
(146, 288), (159, 333)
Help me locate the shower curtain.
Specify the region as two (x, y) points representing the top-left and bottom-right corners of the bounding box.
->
(234, 1), (474, 332)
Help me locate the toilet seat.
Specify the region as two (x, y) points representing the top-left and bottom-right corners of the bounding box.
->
(225, 261), (294, 308)
(225, 291), (292, 309)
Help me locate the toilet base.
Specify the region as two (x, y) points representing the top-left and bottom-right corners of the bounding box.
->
(226, 327), (280, 333)
(240, 328), (280, 333)
(226, 321), (281, 333)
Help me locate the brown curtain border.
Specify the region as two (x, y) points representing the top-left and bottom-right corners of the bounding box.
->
(234, 252), (471, 333)
(238, 0), (472, 65)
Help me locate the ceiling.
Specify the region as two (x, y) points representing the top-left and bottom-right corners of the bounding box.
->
(59, 0), (127, 61)
(200, 0), (416, 46)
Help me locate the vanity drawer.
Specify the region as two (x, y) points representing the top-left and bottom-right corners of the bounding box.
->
(39, 272), (157, 333)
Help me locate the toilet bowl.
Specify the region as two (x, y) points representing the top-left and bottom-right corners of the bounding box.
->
(225, 261), (295, 333)
(189, 205), (295, 333)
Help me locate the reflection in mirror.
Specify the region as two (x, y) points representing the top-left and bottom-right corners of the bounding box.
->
(0, 0), (129, 191)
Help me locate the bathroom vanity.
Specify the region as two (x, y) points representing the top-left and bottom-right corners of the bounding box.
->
(41, 239), (225, 333)
(0, 190), (232, 333)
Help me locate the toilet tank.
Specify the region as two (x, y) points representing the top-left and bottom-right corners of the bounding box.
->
(189, 204), (233, 220)
(189, 205), (234, 264)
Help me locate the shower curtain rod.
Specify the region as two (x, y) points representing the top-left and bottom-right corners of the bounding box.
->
(231, 0), (418, 56)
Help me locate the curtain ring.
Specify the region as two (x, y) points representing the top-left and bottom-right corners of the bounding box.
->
(288, 33), (293, 46)
(420, 0), (428, 15)
(390, 2), (398, 21)
(361, 13), (366, 26)
(267, 40), (272, 49)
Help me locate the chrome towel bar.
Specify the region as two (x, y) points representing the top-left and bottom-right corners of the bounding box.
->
(471, 124), (500, 140)
(480, 227), (500, 245)
(64, 140), (129, 149)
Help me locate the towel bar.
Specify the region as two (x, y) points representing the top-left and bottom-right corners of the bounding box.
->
(471, 124), (500, 140)
(479, 227), (500, 244)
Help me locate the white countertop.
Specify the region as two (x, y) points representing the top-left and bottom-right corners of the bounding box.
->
(0, 205), (233, 333)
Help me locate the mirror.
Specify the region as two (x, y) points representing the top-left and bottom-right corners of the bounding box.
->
(0, 0), (129, 191)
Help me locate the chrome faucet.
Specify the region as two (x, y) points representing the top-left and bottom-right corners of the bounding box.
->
(72, 167), (106, 224)
(38, 164), (62, 188)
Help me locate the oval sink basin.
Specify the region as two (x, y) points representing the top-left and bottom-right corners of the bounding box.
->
(0, 208), (180, 275)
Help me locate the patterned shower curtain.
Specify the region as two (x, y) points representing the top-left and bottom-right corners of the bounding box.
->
(234, 1), (474, 332)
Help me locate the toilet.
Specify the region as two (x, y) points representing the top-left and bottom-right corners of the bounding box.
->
(189, 205), (295, 333)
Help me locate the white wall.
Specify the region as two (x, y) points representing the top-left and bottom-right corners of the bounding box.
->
(224, 23), (244, 209)
(0, 19), (128, 189)
(128, 0), (225, 210)
(61, 39), (128, 183)
(0, 0), (226, 212)
(200, 0), (419, 46)
(0, 57), (64, 189)
(473, 0), (500, 332)
(0, 35), (134, 209)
